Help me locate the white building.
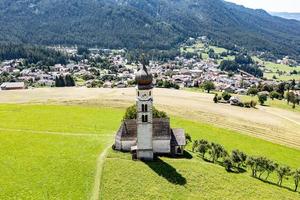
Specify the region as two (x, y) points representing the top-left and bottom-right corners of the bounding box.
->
(114, 63), (186, 161)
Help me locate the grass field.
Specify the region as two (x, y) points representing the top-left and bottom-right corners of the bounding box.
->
(0, 103), (299, 199)
(0, 104), (122, 199)
(101, 117), (300, 200)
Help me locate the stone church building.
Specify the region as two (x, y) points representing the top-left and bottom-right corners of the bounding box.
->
(114, 63), (186, 161)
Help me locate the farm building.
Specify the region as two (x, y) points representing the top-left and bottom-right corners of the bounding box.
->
(114, 62), (186, 161)
(0, 82), (26, 90)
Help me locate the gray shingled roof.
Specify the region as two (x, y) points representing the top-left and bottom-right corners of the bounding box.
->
(171, 129), (186, 146)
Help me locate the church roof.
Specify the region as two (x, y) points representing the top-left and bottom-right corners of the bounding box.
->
(171, 129), (186, 146)
(116, 118), (171, 141)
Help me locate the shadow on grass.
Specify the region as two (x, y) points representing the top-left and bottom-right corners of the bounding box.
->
(254, 177), (295, 193)
(144, 158), (187, 185)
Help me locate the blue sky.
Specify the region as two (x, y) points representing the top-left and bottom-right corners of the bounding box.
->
(225, 0), (300, 12)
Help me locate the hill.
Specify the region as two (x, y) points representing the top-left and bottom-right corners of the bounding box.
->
(0, 103), (299, 199)
(1, 0), (300, 61)
(271, 12), (300, 21)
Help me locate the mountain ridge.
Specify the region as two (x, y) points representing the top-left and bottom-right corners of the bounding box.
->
(0, 0), (300, 61)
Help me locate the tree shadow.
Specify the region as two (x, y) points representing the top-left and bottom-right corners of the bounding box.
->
(254, 177), (295, 192)
(144, 158), (187, 185)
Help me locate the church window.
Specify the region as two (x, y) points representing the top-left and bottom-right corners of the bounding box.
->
(145, 104), (148, 112)
(142, 104), (145, 112)
(142, 115), (148, 122)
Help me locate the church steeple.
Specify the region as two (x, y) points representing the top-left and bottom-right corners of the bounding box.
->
(135, 55), (154, 161)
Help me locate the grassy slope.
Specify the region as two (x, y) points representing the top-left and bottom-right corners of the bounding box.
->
(1, 104), (300, 199)
(102, 117), (300, 199)
(0, 104), (123, 199)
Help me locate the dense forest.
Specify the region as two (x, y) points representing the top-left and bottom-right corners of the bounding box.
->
(0, 44), (68, 65)
(0, 0), (300, 61)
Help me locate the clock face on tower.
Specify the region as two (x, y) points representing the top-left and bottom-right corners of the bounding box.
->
(141, 93), (148, 99)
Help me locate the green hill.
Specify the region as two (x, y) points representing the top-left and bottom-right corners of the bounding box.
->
(1, 0), (300, 61)
(0, 104), (300, 199)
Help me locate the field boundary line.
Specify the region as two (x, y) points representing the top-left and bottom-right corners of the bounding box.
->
(0, 127), (113, 137)
(91, 145), (111, 200)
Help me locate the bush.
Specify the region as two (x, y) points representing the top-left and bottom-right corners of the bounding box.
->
(123, 105), (168, 120)
(244, 101), (251, 108)
(270, 91), (280, 100)
(247, 87), (258, 96)
(222, 92), (232, 101)
(224, 157), (234, 172)
(250, 100), (257, 108)
(213, 94), (218, 103)
(258, 93), (268, 105)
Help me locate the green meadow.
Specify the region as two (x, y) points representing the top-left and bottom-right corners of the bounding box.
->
(0, 104), (299, 199)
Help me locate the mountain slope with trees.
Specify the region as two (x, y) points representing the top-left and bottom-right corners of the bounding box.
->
(1, 0), (300, 60)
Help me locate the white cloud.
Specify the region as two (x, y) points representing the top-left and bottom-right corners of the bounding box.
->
(225, 0), (300, 12)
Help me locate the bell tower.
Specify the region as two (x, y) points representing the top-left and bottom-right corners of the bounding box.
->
(135, 59), (154, 161)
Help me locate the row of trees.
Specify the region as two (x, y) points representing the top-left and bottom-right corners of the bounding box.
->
(192, 139), (300, 192)
(55, 75), (76, 87)
(0, 44), (68, 66)
(156, 80), (180, 89)
(219, 54), (263, 77)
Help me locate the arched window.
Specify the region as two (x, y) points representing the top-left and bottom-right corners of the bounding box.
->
(142, 115), (148, 122)
(145, 104), (148, 112)
(142, 104), (145, 112)
(142, 115), (145, 122)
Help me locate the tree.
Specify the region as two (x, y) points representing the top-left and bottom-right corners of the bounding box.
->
(276, 165), (292, 186)
(222, 92), (232, 101)
(55, 75), (65, 87)
(231, 150), (247, 168)
(213, 94), (219, 103)
(265, 160), (278, 181)
(185, 133), (192, 144)
(201, 81), (215, 93)
(198, 139), (210, 158)
(209, 142), (226, 163)
(247, 156), (259, 177)
(293, 169), (300, 192)
(247, 87), (258, 96)
(269, 91), (280, 100)
(65, 74), (75, 87)
(192, 140), (199, 152)
(258, 93), (268, 105)
(224, 157), (234, 172)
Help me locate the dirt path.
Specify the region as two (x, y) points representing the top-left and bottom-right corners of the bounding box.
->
(0, 127), (112, 137)
(90, 145), (110, 200)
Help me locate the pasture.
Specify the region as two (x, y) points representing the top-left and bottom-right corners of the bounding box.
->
(0, 88), (299, 199)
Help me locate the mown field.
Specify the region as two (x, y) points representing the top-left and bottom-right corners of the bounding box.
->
(0, 104), (122, 199)
(102, 117), (300, 200)
(0, 103), (300, 199)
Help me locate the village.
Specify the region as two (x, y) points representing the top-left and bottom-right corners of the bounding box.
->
(0, 40), (300, 107)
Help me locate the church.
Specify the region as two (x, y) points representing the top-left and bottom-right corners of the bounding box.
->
(114, 63), (186, 161)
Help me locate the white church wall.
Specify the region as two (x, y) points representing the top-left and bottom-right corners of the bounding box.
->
(121, 140), (136, 151)
(153, 140), (171, 153)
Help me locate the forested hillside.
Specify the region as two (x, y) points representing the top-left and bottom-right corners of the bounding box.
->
(1, 0), (300, 61)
